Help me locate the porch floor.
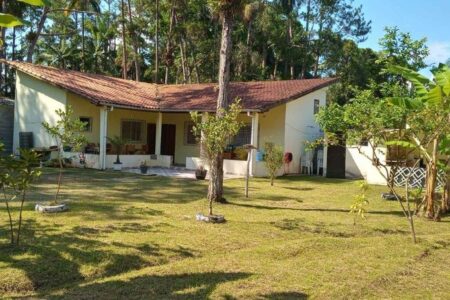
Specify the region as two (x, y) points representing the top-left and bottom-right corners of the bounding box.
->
(124, 167), (243, 180)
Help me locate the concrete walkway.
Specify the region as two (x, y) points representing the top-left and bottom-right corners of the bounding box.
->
(124, 167), (243, 180)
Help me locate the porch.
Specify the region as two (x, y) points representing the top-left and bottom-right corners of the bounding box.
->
(69, 94), (259, 175)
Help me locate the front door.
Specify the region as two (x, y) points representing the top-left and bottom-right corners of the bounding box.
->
(147, 123), (156, 154)
(161, 124), (176, 162)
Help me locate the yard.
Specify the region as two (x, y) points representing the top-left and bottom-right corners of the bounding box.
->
(0, 168), (449, 299)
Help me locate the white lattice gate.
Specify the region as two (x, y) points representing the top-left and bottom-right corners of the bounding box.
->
(393, 167), (446, 189)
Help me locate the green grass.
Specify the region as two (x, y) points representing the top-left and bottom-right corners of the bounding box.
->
(0, 168), (449, 299)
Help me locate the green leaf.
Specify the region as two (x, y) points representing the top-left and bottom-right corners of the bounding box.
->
(385, 140), (417, 149)
(386, 65), (431, 97)
(425, 86), (443, 106)
(17, 0), (47, 6)
(387, 97), (422, 109)
(434, 65), (450, 96)
(0, 14), (23, 28)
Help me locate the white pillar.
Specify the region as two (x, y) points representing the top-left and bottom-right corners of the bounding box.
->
(155, 112), (162, 155)
(200, 112), (208, 162)
(250, 113), (259, 176)
(99, 107), (108, 170)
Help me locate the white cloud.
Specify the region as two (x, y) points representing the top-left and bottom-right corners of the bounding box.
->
(426, 42), (450, 65)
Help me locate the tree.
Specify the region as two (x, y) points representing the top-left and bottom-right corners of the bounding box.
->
(316, 85), (419, 242)
(42, 106), (87, 203)
(206, 0), (247, 203)
(66, 0), (101, 71)
(387, 64), (450, 220)
(263, 142), (284, 186)
(190, 100), (243, 215)
(0, 143), (41, 246)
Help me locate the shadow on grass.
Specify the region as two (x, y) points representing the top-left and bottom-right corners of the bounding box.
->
(261, 291), (308, 299)
(0, 219), (196, 295)
(229, 202), (406, 217)
(48, 272), (251, 299)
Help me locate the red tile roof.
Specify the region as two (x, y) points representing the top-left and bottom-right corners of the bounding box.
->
(5, 61), (337, 112)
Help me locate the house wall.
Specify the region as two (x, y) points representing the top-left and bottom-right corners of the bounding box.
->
(284, 88), (327, 174)
(253, 104), (286, 176)
(346, 146), (390, 185)
(13, 71), (67, 152)
(0, 101), (14, 154)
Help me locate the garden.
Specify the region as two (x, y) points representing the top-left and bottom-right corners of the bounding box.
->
(0, 168), (449, 299)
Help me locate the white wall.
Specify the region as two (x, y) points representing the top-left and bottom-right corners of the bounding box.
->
(346, 146), (389, 185)
(67, 152), (172, 169)
(13, 71), (67, 152)
(186, 156), (247, 176)
(284, 88), (327, 174)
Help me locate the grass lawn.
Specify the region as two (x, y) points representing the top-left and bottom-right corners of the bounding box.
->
(0, 168), (449, 299)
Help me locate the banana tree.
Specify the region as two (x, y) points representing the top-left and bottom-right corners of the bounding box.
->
(387, 64), (450, 220)
(0, 0), (46, 28)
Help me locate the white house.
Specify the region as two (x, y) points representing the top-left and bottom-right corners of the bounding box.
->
(7, 60), (337, 177)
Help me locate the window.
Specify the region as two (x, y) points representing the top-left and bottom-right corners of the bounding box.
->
(313, 99), (320, 115)
(121, 120), (144, 142)
(232, 125), (252, 146)
(184, 121), (198, 145)
(79, 117), (92, 132)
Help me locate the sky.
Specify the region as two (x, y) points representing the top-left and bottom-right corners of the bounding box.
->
(353, 0), (450, 75)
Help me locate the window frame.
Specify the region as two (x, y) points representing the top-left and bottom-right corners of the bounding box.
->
(231, 124), (252, 147)
(79, 116), (93, 132)
(313, 99), (321, 115)
(184, 121), (198, 146)
(121, 119), (145, 143)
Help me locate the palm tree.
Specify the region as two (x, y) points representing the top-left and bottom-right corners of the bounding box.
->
(66, 0), (101, 71)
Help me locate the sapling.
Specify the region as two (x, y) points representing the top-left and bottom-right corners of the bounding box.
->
(42, 106), (87, 203)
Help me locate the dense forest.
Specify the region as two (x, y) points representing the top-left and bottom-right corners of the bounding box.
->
(0, 0), (428, 103)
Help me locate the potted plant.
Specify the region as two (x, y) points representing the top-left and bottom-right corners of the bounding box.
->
(140, 160), (148, 174)
(108, 136), (126, 171)
(195, 165), (207, 180)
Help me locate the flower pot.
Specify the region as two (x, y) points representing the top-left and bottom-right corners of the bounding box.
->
(113, 163), (123, 171)
(140, 166), (148, 174)
(35, 203), (68, 213)
(195, 169), (207, 180)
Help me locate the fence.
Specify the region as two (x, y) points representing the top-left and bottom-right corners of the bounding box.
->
(393, 167), (446, 190)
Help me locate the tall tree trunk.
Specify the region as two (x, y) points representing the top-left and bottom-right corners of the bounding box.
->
(127, 0), (140, 81)
(0, 0), (6, 92)
(154, 0), (159, 83)
(300, 0), (312, 79)
(208, 11), (233, 204)
(81, 12), (85, 71)
(425, 138), (439, 219)
(27, 6), (48, 63)
(120, 0), (128, 79)
(288, 18), (294, 79)
(164, 0), (176, 84)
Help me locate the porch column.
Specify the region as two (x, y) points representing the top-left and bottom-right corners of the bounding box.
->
(200, 112), (208, 161)
(250, 112), (259, 176)
(99, 106), (109, 170)
(155, 112), (162, 155)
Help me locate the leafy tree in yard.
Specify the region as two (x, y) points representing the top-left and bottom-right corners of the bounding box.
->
(190, 100), (243, 215)
(316, 85), (420, 242)
(263, 142), (283, 186)
(206, 0), (247, 203)
(42, 106), (87, 203)
(387, 64), (450, 220)
(0, 142), (41, 245)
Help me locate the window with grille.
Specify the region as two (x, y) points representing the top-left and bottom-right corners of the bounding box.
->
(314, 99), (320, 115)
(121, 120), (144, 142)
(185, 122), (198, 145)
(232, 125), (252, 146)
(79, 117), (92, 132)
